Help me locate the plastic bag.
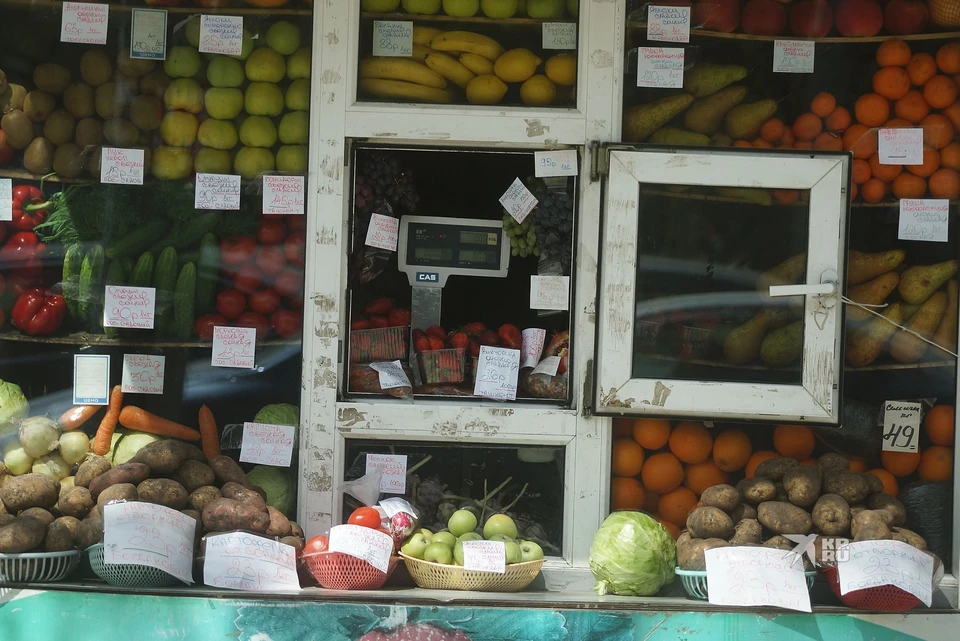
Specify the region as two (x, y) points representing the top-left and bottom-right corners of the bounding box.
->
(340, 470), (382, 507)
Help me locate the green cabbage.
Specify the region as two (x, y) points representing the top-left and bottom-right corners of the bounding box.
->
(247, 465), (296, 517)
(0, 380), (29, 444)
(589, 511), (676, 596)
(254, 403), (299, 427)
(113, 430), (164, 465)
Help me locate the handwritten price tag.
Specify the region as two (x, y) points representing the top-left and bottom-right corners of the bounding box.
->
(369, 360), (411, 390)
(104, 285), (156, 329)
(462, 540), (506, 574)
(73, 354), (110, 405)
(532, 355), (561, 377)
(499, 178), (538, 224)
(365, 213), (400, 251)
(647, 5), (690, 43)
(773, 40), (815, 73)
(0, 179), (11, 222)
(705, 546), (811, 612)
(473, 346), (520, 401)
(379, 497), (417, 518)
(262, 175), (305, 216)
(898, 199), (949, 243)
(837, 540), (934, 606)
(103, 502), (196, 584)
(196, 173), (241, 210)
(373, 20), (413, 57)
(530, 275), (570, 311)
(199, 15), (244, 56)
(328, 524), (393, 573)
(542, 22), (576, 50)
(101, 147), (145, 185)
(534, 150), (578, 177)
(366, 453), (408, 494)
(203, 533), (299, 592)
(521, 328), (546, 369)
(61, 2), (109, 45)
(239, 422), (295, 467)
(130, 8), (167, 60)
(637, 47), (684, 89)
(122, 354), (165, 395)
(879, 128), (923, 165)
(882, 401), (922, 453)
(211, 326), (256, 369)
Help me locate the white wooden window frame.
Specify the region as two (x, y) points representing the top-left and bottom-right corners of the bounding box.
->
(594, 147), (849, 424)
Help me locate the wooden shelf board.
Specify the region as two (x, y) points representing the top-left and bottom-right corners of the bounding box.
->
(627, 21), (960, 43)
(361, 11), (576, 25)
(0, 330), (300, 348)
(0, 0), (312, 15)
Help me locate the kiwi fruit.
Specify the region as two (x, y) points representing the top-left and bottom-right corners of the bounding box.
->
(0, 109), (34, 149)
(33, 63), (71, 94)
(63, 83), (95, 119)
(23, 90), (55, 122)
(129, 95), (163, 131)
(139, 69), (170, 98)
(80, 50), (112, 86)
(23, 136), (54, 175)
(0, 68), (7, 96)
(75, 118), (103, 147)
(94, 82), (123, 119)
(116, 51), (155, 78)
(103, 118), (139, 147)
(53, 143), (86, 178)
(1, 83), (26, 113)
(43, 110), (75, 145)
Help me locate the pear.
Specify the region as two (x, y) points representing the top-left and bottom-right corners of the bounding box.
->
(898, 259), (960, 304)
(723, 310), (773, 365)
(846, 249), (906, 285)
(889, 292), (947, 363)
(901, 303), (922, 322)
(684, 85), (748, 134)
(757, 253), (807, 299)
(715, 187), (772, 205)
(846, 303), (903, 368)
(931, 280), (959, 358)
(846, 272), (900, 322)
(724, 99), (777, 141)
(647, 127), (710, 146)
(622, 93), (694, 142)
(683, 62), (748, 98)
(710, 132), (733, 147)
(760, 321), (803, 367)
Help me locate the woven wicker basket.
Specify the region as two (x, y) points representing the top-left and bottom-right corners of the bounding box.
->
(930, 0), (960, 27)
(400, 554), (543, 592)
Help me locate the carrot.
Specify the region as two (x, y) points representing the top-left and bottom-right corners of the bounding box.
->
(118, 406), (201, 441)
(59, 405), (101, 431)
(92, 386), (124, 455)
(198, 405), (221, 459)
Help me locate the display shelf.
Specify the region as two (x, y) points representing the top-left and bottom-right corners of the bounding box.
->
(626, 21), (960, 43)
(0, 0), (311, 15)
(0, 330), (300, 348)
(360, 11), (576, 25)
(640, 186), (959, 210)
(0, 168), (89, 184)
(641, 352), (954, 373)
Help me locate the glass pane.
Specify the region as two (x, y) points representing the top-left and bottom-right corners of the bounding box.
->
(632, 183), (809, 384)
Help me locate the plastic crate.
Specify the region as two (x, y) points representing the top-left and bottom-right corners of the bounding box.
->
(303, 552), (398, 590)
(400, 554), (543, 592)
(418, 348), (467, 384)
(88, 544), (181, 588)
(822, 565), (922, 611)
(350, 326), (408, 363)
(0, 550), (81, 583)
(675, 567), (817, 600)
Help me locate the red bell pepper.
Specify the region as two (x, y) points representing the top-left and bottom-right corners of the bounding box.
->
(0, 231), (44, 267)
(10, 185), (47, 231)
(12, 288), (65, 336)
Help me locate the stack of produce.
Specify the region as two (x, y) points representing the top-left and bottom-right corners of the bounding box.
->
(361, 0), (579, 20)
(500, 176), (575, 273)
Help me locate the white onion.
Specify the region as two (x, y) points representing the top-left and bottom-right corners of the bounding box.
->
(19, 416), (61, 458)
(60, 475), (75, 494)
(59, 431), (91, 465)
(33, 452), (70, 480)
(4, 446), (34, 475)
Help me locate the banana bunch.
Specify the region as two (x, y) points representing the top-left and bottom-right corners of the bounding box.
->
(359, 57), (455, 104)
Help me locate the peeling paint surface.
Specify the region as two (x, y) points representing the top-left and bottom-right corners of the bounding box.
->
(524, 119), (549, 137)
(338, 407), (368, 427)
(590, 50), (614, 69)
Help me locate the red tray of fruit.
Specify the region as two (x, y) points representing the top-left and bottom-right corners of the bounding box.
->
(350, 325), (409, 363)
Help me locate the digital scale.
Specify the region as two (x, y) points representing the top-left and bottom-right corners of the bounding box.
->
(397, 215), (510, 330)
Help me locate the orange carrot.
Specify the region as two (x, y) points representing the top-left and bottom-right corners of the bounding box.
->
(59, 405), (100, 431)
(118, 406), (201, 441)
(92, 386), (124, 455)
(198, 405), (221, 459)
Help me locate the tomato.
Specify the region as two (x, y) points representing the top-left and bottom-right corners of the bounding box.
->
(271, 308), (302, 338)
(216, 289), (246, 320)
(286, 215), (306, 232)
(255, 245), (287, 276)
(303, 535), (329, 555)
(248, 288), (280, 315)
(348, 507), (383, 530)
(257, 219), (287, 245)
(220, 236), (256, 266)
(237, 311), (270, 339)
(234, 263), (263, 294)
(0, 271), (5, 298)
(273, 267), (303, 297)
(284, 231), (305, 267)
(194, 314), (226, 341)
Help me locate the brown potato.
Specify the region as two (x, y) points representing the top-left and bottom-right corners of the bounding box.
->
(20, 507), (54, 527)
(822, 470), (870, 505)
(851, 510), (892, 541)
(221, 482), (266, 510)
(188, 486), (222, 513)
(290, 522), (304, 539)
(817, 453), (850, 472)
(729, 518), (763, 545)
(74, 455), (112, 488)
(208, 455), (255, 489)
(0, 515), (47, 553)
(265, 506), (292, 538)
(701, 484), (741, 512)
(59, 487), (95, 519)
(754, 456), (799, 481)
(77, 515), (104, 549)
(88, 463), (151, 499)
(865, 493), (906, 527)
(137, 479), (189, 510)
(201, 498), (270, 533)
(131, 440), (205, 476)
(774, 482), (789, 502)
(862, 472), (884, 495)
(279, 535), (304, 556)
(763, 534), (795, 551)
(96, 483), (138, 511)
(0, 514), (15, 527)
(44, 516), (80, 552)
(677, 537), (729, 571)
(892, 526), (927, 550)
(812, 493), (851, 536)
(0, 473), (60, 512)
(737, 478), (777, 505)
(783, 466), (822, 508)
(757, 501), (813, 535)
(171, 460), (216, 493)
(180, 509), (201, 523)
(686, 506), (735, 539)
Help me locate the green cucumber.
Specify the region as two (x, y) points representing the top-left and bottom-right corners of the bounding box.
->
(78, 244), (104, 330)
(195, 233), (218, 314)
(61, 244), (84, 327)
(173, 262), (197, 340)
(150, 211), (222, 253)
(105, 219), (168, 259)
(130, 252), (154, 288)
(154, 246), (178, 333)
(102, 259), (128, 338)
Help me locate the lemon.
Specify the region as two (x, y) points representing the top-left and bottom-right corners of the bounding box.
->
(466, 74), (508, 105)
(493, 48), (542, 83)
(520, 75), (556, 106)
(545, 53), (576, 86)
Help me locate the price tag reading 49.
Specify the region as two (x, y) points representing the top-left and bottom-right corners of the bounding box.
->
(882, 401), (922, 453)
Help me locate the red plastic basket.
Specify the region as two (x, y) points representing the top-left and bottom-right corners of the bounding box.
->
(302, 552), (398, 590)
(822, 565), (922, 611)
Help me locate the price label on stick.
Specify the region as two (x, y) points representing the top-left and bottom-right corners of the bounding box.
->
(101, 148), (145, 185)
(370, 360), (410, 390)
(373, 20), (413, 57)
(365, 213), (400, 251)
(473, 346), (520, 401)
(881, 401), (922, 453)
(879, 128), (923, 165)
(130, 8), (167, 60)
(705, 546), (811, 612)
(647, 5), (691, 43)
(103, 502), (196, 584)
(0, 179), (12, 221)
(898, 199), (949, 243)
(534, 150), (578, 177)
(521, 328), (546, 369)
(365, 453), (407, 494)
(637, 47), (684, 89)
(211, 326), (256, 369)
(104, 285), (156, 329)
(240, 422), (295, 467)
(773, 40), (815, 73)
(203, 532), (298, 591)
(262, 175), (304, 216)
(61, 2), (109, 45)
(499, 178), (538, 224)
(462, 540), (506, 574)
(837, 540), (934, 606)
(195, 173), (241, 210)
(122, 354), (165, 395)
(328, 524), (393, 573)
(73, 354), (110, 405)
(542, 23), (576, 50)
(199, 15), (244, 56)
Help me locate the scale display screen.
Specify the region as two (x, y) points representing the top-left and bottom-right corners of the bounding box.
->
(406, 223), (503, 271)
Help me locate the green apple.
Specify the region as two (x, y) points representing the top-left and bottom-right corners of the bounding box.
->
(276, 145), (307, 173)
(239, 115), (278, 148)
(234, 146), (275, 179)
(164, 46), (201, 78)
(525, 0), (563, 18)
(482, 514), (518, 540)
(519, 540), (544, 562)
(266, 21), (301, 56)
(207, 56), (244, 88)
(362, 0), (401, 9)
(246, 82), (285, 116)
(453, 532), (484, 565)
(400, 532), (431, 559)
(205, 88), (243, 120)
(197, 118), (239, 150)
(417, 528), (434, 540)
(152, 146), (193, 180)
(424, 542), (454, 564)
(229, 29), (256, 61)
(245, 48), (286, 83)
(443, 0), (479, 16)
(448, 509), (479, 537)
(164, 78), (204, 114)
(480, 0), (518, 17)
(278, 111), (309, 144)
(159, 111), (198, 146)
(431, 531), (457, 548)
(287, 48), (311, 80)
(184, 16), (201, 48)
(194, 147), (232, 174)
(566, 0), (578, 18)
(504, 541), (522, 564)
(402, 0), (442, 14)
(285, 79), (310, 111)
(488, 533), (516, 544)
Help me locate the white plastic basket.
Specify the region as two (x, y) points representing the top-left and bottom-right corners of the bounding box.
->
(0, 550), (81, 583)
(675, 567), (817, 600)
(88, 544), (181, 588)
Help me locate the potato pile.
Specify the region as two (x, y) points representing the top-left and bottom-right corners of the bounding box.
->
(0, 440), (304, 557)
(676, 453), (928, 571)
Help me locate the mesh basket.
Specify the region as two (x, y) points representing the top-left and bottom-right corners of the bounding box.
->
(418, 348), (467, 384)
(675, 568), (817, 601)
(822, 565), (922, 611)
(400, 554), (543, 592)
(88, 544), (181, 588)
(350, 326), (408, 363)
(0, 550), (81, 583)
(930, 0), (960, 27)
(302, 552), (397, 590)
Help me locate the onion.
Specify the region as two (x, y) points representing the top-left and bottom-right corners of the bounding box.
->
(59, 431), (90, 465)
(3, 445), (34, 475)
(33, 452), (70, 480)
(18, 416), (61, 459)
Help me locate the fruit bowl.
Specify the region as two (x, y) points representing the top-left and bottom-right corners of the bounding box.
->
(399, 553), (543, 592)
(303, 552), (399, 590)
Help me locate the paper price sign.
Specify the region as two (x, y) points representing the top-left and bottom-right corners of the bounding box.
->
(365, 213), (400, 251)
(195, 173), (241, 210)
(240, 422), (295, 467)
(328, 524), (393, 573)
(262, 175), (305, 216)
(773, 40), (815, 73)
(534, 150), (578, 177)
(838, 540), (934, 606)
(199, 15), (244, 56)
(637, 47), (684, 89)
(373, 20), (413, 57)
(530, 275), (570, 311)
(203, 533), (299, 592)
(379, 497), (417, 518)
(211, 326), (256, 369)
(520, 328), (546, 369)
(647, 5), (691, 43)
(532, 355), (560, 377)
(499, 178), (538, 224)
(73, 354), (110, 405)
(0, 179), (11, 222)
(101, 147), (145, 185)
(366, 453), (408, 493)
(122, 354), (165, 395)
(882, 401), (922, 453)
(898, 199), (949, 243)
(104, 502), (196, 585)
(61, 2), (109, 45)
(370, 360), (410, 390)
(131, 9), (167, 60)
(879, 128), (923, 165)
(104, 285), (156, 329)
(542, 22), (576, 50)
(705, 546), (811, 612)
(462, 540), (506, 574)
(473, 346), (520, 401)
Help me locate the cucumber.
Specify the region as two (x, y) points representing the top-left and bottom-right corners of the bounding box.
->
(79, 244), (104, 330)
(61, 244), (84, 327)
(130, 252), (154, 287)
(154, 246), (178, 333)
(102, 259), (128, 338)
(150, 211), (221, 253)
(173, 262), (197, 340)
(195, 233), (218, 314)
(105, 219), (168, 259)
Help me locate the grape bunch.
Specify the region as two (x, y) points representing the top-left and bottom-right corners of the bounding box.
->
(357, 153), (420, 215)
(503, 213), (540, 258)
(530, 191), (575, 274)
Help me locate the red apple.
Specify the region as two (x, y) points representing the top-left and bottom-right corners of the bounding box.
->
(694, 0), (740, 32)
(790, 0), (833, 37)
(884, 0), (929, 35)
(741, 0), (787, 36)
(835, 0), (883, 37)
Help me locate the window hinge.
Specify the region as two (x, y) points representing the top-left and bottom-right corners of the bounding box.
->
(337, 339), (343, 364)
(581, 358), (594, 417)
(589, 141), (609, 183)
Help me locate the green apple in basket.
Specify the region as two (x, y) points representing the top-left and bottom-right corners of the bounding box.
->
(400, 532), (431, 559)
(504, 541), (522, 564)
(483, 514), (518, 540)
(519, 540), (544, 562)
(488, 533), (516, 544)
(431, 531), (457, 548)
(447, 509), (479, 537)
(423, 542), (454, 565)
(453, 532), (483, 565)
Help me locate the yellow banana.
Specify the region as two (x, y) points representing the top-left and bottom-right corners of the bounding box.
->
(430, 31), (504, 62)
(424, 53), (476, 89)
(412, 45), (452, 63)
(359, 78), (453, 104)
(413, 26), (444, 46)
(359, 57), (448, 89)
(458, 52), (494, 75)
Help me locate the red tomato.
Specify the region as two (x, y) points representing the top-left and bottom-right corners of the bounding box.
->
(256, 245), (286, 276)
(0, 271), (5, 298)
(348, 507), (383, 530)
(286, 215), (306, 232)
(237, 311), (270, 339)
(284, 231), (305, 267)
(257, 219), (287, 245)
(271, 309), (302, 338)
(274, 267), (303, 297)
(216, 289), (246, 320)
(248, 288), (280, 315)
(220, 236), (256, 266)
(234, 264), (263, 294)
(194, 314), (226, 341)
(303, 535), (329, 555)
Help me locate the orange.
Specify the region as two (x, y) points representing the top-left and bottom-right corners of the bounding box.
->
(924, 405), (955, 446)
(892, 172), (928, 199)
(923, 75), (959, 109)
(641, 452), (685, 494)
(773, 189), (800, 204)
(658, 486), (698, 525)
(885, 117), (913, 128)
(850, 182), (859, 200)
(761, 118), (786, 144)
(668, 421), (713, 464)
(894, 90), (930, 124)
(773, 424), (816, 459)
(745, 450), (778, 478)
(632, 418), (671, 450)
(825, 106), (852, 132)
(814, 132), (844, 151)
(939, 142), (960, 169)
(752, 138), (774, 148)
(929, 167), (960, 198)
(610, 476), (646, 511)
(920, 114), (956, 149)
(918, 446), (953, 482)
(906, 147), (940, 177)
(852, 158), (872, 184)
(873, 66), (912, 101)
(733, 140), (753, 147)
(655, 516), (681, 540)
(907, 52), (938, 86)
(942, 101), (960, 130)
(811, 92), (836, 118)
(685, 460), (730, 495)
(855, 93), (890, 127)
(712, 428), (752, 472)
(861, 178), (889, 203)
(612, 438), (645, 477)
(613, 419), (633, 438)
(793, 112), (823, 141)
(877, 39), (912, 67)
(843, 124), (878, 159)
(799, 458), (817, 466)
(780, 128), (796, 147)
(848, 458), (868, 473)
(869, 153), (903, 182)
(866, 468), (899, 497)
(644, 489), (661, 513)
(936, 42), (960, 74)
(794, 140), (813, 149)
(881, 449), (921, 477)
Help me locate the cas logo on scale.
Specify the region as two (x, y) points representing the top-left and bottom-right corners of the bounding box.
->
(416, 272), (439, 283)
